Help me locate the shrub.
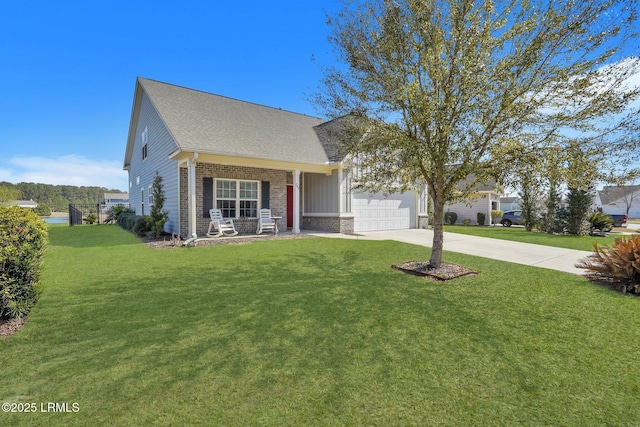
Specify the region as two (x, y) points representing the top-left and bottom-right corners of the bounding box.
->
(587, 212), (613, 234)
(106, 205), (134, 224)
(149, 172), (169, 238)
(576, 235), (640, 294)
(490, 209), (503, 225)
(0, 206), (48, 321)
(444, 211), (457, 225)
(117, 212), (138, 231)
(84, 213), (98, 224)
(477, 212), (486, 226)
(33, 204), (51, 217)
(133, 215), (152, 236)
(461, 218), (471, 226)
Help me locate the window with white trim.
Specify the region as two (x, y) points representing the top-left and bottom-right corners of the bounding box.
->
(141, 127), (148, 160)
(215, 179), (259, 218)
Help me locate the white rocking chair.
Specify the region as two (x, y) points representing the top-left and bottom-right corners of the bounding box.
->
(256, 209), (278, 235)
(206, 209), (238, 237)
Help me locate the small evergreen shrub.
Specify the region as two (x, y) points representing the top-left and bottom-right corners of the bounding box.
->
(0, 206), (48, 320)
(461, 218), (471, 226)
(133, 215), (152, 236)
(576, 235), (640, 294)
(477, 212), (486, 226)
(444, 211), (458, 225)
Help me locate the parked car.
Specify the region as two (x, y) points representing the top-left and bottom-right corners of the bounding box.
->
(500, 210), (524, 227)
(604, 214), (628, 229)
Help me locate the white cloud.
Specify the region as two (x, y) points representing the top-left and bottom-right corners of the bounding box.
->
(2, 155), (128, 190)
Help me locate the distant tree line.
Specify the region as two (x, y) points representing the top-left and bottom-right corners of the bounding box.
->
(0, 182), (126, 212)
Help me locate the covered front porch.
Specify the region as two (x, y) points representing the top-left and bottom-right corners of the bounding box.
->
(175, 152), (353, 238)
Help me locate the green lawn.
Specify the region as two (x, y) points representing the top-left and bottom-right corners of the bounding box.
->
(2, 225), (640, 426)
(444, 224), (627, 251)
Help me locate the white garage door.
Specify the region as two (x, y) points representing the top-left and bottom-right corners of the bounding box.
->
(353, 192), (417, 232)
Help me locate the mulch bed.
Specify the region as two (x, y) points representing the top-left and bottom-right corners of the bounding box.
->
(0, 316), (27, 338)
(392, 261), (478, 281)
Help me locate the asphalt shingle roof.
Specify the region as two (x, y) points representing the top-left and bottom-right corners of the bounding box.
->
(138, 78), (332, 165)
(599, 185), (640, 205)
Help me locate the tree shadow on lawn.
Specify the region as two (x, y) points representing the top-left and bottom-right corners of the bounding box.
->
(15, 247), (592, 424)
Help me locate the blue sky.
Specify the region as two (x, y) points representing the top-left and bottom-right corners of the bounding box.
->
(0, 0), (339, 191)
(0, 1), (637, 192)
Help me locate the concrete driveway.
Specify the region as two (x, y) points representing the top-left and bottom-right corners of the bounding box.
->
(313, 229), (592, 275)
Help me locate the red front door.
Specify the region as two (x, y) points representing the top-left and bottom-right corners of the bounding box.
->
(287, 185), (293, 228)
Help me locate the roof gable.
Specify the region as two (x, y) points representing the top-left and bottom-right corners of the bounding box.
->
(129, 78), (331, 166)
(599, 185), (640, 205)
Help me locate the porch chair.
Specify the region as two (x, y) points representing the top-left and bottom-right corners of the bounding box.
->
(206, 208), (239, 238)
(256, 209), (278, 235)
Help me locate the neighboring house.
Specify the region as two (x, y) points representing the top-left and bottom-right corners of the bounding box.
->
(444, 179), (502, 225)
(123, 77), (490, 238)
(12, 200), (38, 209)
(103, 192), (129, 207)
(500, 196), (521, 212)
(596, 185), (640, 218)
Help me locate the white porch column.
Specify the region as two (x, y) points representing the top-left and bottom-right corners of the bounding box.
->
(187, 154), (198, 237)
(293, 169), (301, 234)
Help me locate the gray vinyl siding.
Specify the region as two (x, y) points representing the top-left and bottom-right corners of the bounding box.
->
(303, 171), (340, 214)
(127, 92), (180, 234)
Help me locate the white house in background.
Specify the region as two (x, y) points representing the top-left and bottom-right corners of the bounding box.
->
(596, 185), (640, 218)
(12, 200), (38, 209)
(443, 179), (502, 226)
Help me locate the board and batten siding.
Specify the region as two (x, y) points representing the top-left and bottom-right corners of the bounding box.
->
(127, 91), (180, 235)
(303, 171), (340, 214)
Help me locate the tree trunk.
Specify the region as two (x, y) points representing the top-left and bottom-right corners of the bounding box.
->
(429, 195), (445, 269)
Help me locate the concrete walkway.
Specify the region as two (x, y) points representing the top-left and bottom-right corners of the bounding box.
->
(309, 229), (592, 275)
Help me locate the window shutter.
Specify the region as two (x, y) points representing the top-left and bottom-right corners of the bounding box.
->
(261, 181), (270, 209)
(203, 177), (213, 218)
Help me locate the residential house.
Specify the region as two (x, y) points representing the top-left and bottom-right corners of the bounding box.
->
(123, 78), (503, 237)
(596, 185), (640, 218)
(443, 178), (502, 225)
(12, 200), (38, 209)
(124, 78), (435, 238)
(103, 192), (129, 207)
(500, 196), (521, 212)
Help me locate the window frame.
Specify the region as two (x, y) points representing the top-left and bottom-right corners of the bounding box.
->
(214, 179), (260, 219)
(141, 127), (148, 160)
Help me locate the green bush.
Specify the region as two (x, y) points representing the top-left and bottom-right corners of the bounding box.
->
(490, 209), (503, 225)
(0, 206), (48, 321)
(444, 211), (458, 225)
(461, 218), (471, 226)
(106, 205), (134, 224)
(587, 212), (613, 233)
(84, 213), (98, 224)
(133, 216), (152, 236)
(33, 204), (51, 217)
(477, 212), (486, 226)
(117, 212), (137, 231)
(576, 235), (640, 294)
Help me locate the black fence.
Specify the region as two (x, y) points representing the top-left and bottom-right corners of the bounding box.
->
(68, 204), (130, 226)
